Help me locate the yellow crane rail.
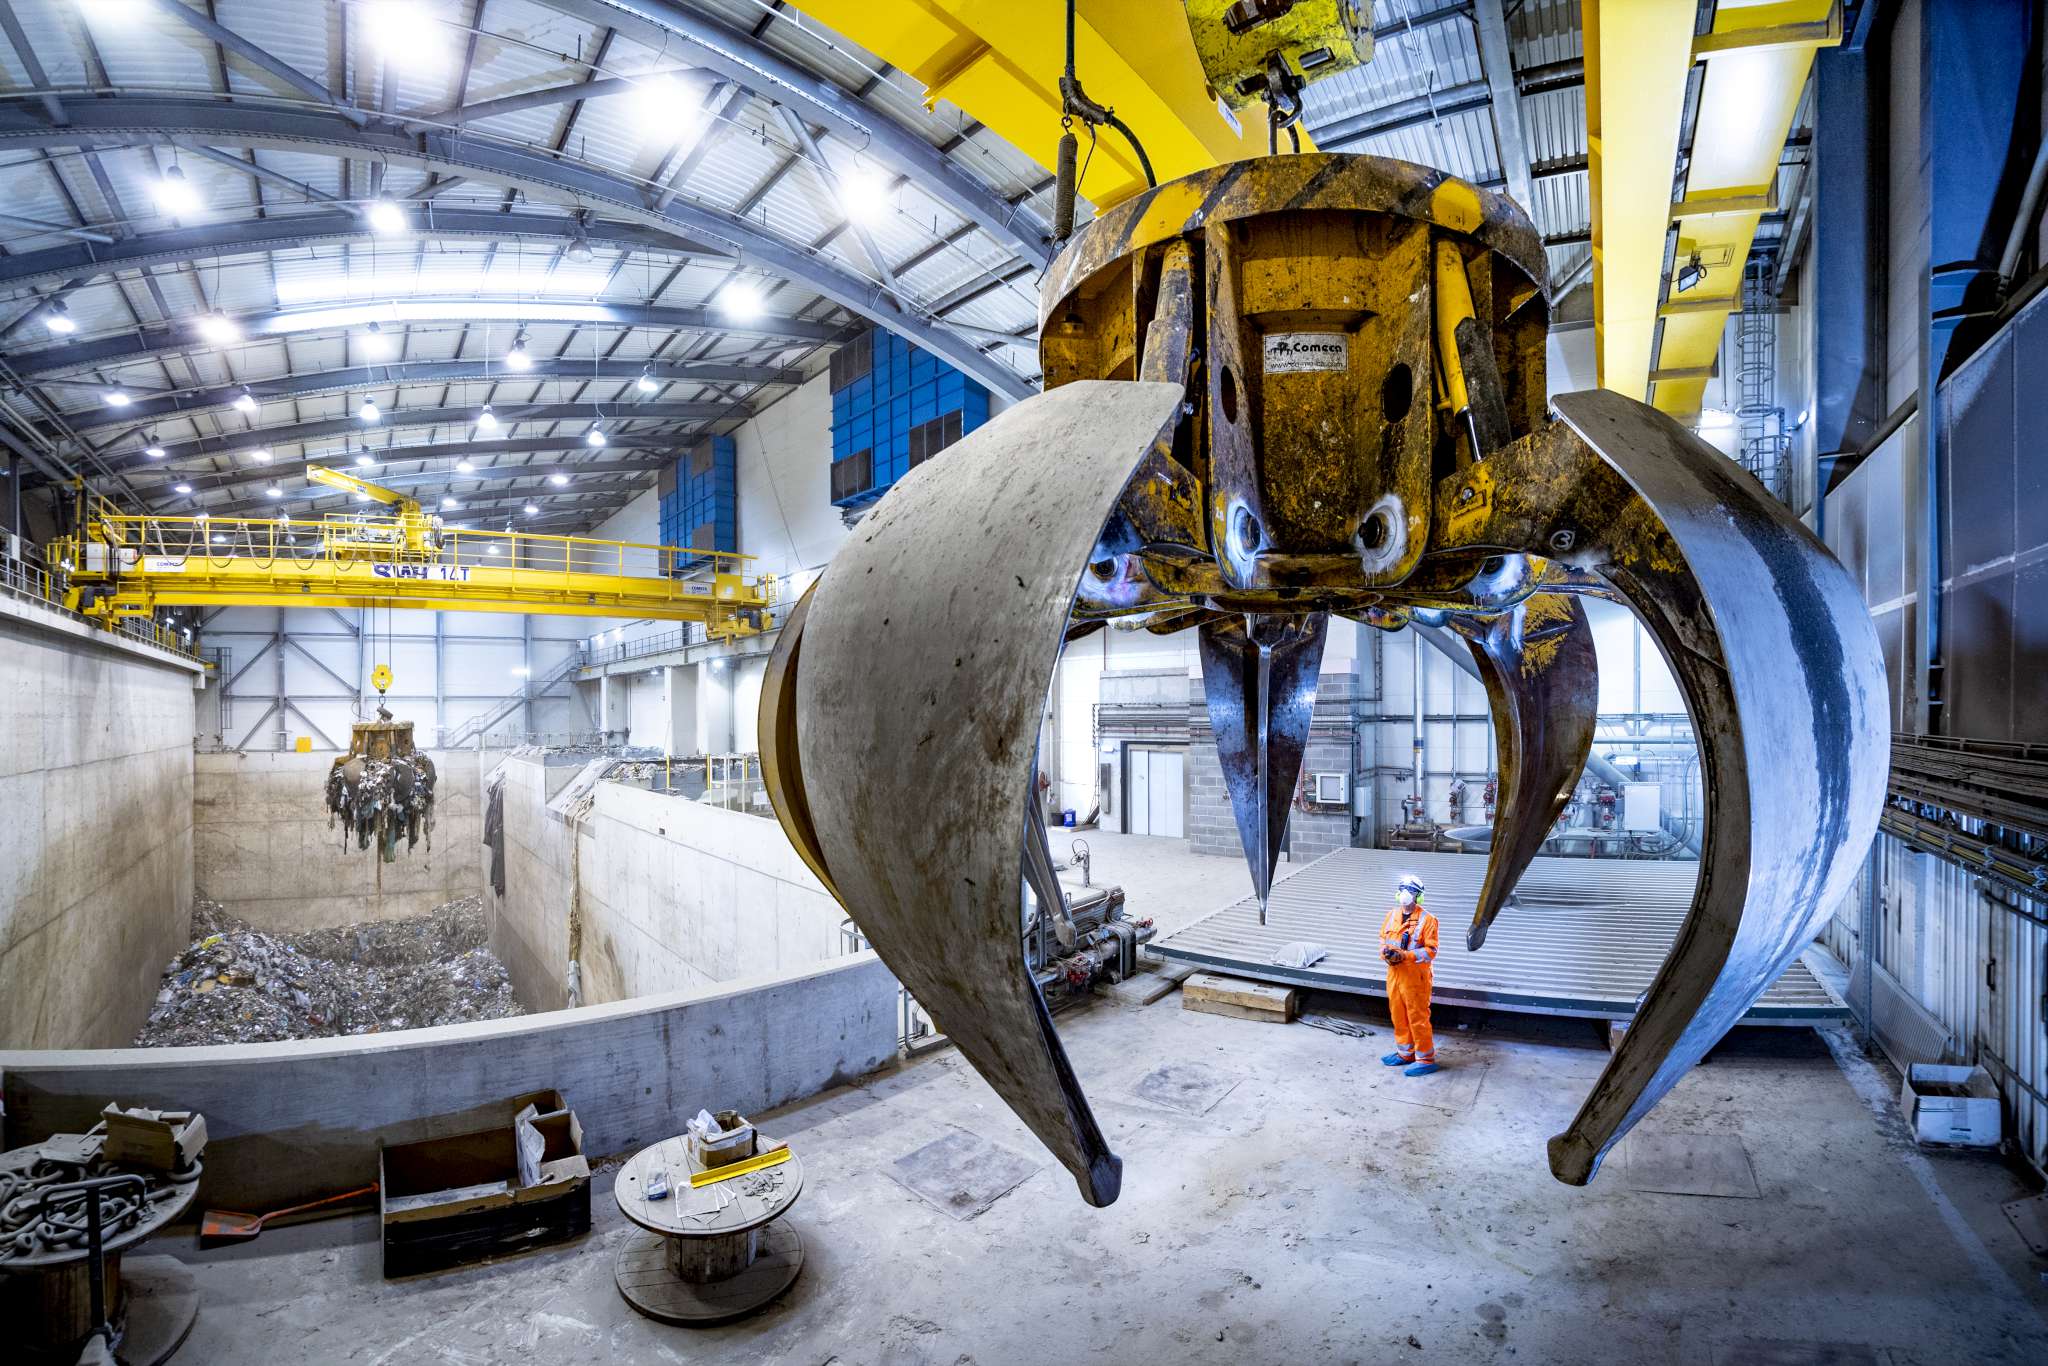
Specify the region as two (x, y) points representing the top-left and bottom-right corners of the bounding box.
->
(53, 507), (775, 638)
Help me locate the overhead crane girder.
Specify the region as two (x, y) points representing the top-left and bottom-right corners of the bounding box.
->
(790, 0), (1300, 211)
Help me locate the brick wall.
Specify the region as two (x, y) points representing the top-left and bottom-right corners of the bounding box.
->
(1186, 664), (1360, 865)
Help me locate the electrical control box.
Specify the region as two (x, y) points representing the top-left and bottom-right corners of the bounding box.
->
(1312, 771), (1348, 805)
(1621, 782), (1663, 832)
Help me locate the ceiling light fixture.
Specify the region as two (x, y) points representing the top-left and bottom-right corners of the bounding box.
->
(362, 1), (445, 69)
(505, 332), (532, 371)
(355, 452), (374, 468)
(719, 281), (764, 323)
(43, 299), (76, 335)
(455, 459), (474, 473)
(633, 72), (694, 126)
(196, 312), (239, 344)
(523, 502), (539, 516)
(441, 496), (459, 510)
(566, 218), (595, 264)
(211, 532), (226, 545)
(360, 321), (393, 359)
(367, 195), (408, 235)
(233, 387), (258, 414)
(585, 425), (607, 448)
(636, 364), (659, 394)
(153, 164), (201, 218)
(266, 485), (283, 499)
(358, 397), (381, 423)
(144, 437), (166, 458)
(548, 472), (569, 487)
(839, 166), (891, 225)
(173, 482), (192, 494)
(249, 448), (271, 463)
(476, 404), (500, 433)
(104, 389), (131, 407)
(486, 544), (501, 555)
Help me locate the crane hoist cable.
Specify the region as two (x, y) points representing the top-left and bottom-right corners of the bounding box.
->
(1052, 0), (1157, 242)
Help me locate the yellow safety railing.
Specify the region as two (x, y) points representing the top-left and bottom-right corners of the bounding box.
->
(2, 529), (206, 664)
(50, 496), (774, 633)
(73, 512), (762, 583)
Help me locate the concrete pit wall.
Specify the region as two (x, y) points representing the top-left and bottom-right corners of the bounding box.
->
(490, 756), (847, 1011)
(193, 749), (484, 930)
(0, 953), (900, 1210)
(0, 602), (201, 1049)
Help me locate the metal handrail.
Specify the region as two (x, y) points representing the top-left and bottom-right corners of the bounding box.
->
(71, 511), (769, 590)
(444, 650), (589, 747)
(0, 545), (206, 664)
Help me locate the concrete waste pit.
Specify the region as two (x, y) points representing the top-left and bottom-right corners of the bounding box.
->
(133, 896), (525, 1047)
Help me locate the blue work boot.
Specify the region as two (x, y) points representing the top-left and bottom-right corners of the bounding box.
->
(1381, 1053), (1412, 1067)
(1403, 1061), (1443, 1077)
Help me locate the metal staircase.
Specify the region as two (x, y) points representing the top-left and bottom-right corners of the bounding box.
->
(443, 650), (587, 747)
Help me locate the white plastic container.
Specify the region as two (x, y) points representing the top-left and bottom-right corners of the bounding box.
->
(1900, 1063), (2002, 1148)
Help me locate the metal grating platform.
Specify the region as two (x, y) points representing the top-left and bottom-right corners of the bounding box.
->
(1152, 847), (1846, 1025)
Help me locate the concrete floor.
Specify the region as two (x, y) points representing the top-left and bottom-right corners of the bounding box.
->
(159, 837), (2048, 1364)
(1062, 829), (1305, 935)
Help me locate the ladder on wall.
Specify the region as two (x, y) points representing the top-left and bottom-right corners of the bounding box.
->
(1737, 257), (1792, 504)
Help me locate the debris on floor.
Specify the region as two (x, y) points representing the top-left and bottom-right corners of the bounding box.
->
(133, 896), (523, 1047)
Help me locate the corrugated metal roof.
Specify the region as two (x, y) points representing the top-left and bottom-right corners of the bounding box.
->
(0, 0), (1054, 526)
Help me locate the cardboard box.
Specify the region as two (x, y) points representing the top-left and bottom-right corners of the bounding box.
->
(1900, 1063), (2002, 1148)
(378, 1090), (590, 1277)
(100, 1103), (207, 1172)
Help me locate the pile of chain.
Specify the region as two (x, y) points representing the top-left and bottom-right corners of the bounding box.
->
(326, 750), (437, 861)
(0, 1149), (199, 1263)
(133, 896), (524, 1047)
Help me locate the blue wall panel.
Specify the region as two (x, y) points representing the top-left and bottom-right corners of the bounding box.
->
(828, 327), (992, 508)
(658, 435), (737, 572)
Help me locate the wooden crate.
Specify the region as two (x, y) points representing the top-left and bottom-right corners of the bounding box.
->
(379, 1090), (591, 1278)
(1181, 972), (1298, 1022)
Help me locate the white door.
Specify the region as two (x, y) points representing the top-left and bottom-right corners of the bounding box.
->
(1139, 749), (1184, 838)
(1128, 747), (1153, 835)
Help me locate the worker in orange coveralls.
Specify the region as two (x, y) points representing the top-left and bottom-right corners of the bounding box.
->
(1379, 874), (1443, 1076)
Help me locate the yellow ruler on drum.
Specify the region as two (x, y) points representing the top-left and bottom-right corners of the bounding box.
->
(689, 1145), (790, 1188)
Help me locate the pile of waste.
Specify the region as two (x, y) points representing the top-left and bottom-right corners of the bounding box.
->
(134, 896), (523, 1047)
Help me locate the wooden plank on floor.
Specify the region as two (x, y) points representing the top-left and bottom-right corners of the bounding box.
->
(1182, 972), (1297, 1021)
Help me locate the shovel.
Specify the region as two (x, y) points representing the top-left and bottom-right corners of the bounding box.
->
(199, 1183), (379, 1246)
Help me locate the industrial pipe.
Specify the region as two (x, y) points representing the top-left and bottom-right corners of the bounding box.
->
(1996, 136), (2048, 294)
(1412, 628), (1426, 813)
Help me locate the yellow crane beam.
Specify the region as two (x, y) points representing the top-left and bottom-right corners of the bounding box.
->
(1648, 0), (1838, 420)
(1586, 0), (1839, 418)
(53, 506), (774, 639)
(1585, 0), (1697, 403)
(791, 0), (1298, 212)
